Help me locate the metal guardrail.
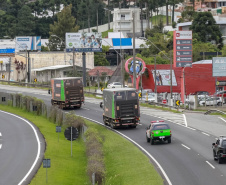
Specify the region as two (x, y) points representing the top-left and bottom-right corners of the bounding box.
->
(0, 80), (50, 88)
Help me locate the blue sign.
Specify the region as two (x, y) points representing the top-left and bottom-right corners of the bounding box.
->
(112, 38), (132, 46)
(0, 49), (15, 54)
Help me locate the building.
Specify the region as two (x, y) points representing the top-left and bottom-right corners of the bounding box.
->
(142, 60), (226, 96)
(112, 7), (149, 35)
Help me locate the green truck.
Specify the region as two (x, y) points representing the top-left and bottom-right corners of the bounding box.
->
(100, 88), (140, 129)
(146, 120), (172, 145)
(51, 77), (84, 109)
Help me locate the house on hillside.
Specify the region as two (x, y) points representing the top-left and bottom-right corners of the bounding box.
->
(88, 66), (115, 86)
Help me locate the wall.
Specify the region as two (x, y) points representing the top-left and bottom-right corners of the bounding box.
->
(78, 22), (113, 33)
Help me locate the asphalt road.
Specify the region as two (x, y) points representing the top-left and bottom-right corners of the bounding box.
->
(0, 110), (45, 185)
(0, 84), (226, 185)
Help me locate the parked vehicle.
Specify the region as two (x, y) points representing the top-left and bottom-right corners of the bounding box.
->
(107, 82), (126, 88)
(142, 93), (155, 102)
(100, 88), (140, 128)
(199, 96), (223, 106)
(192, 91), (209, 99)
(50, 77), (84, 109)
(215, 90), (226, 102)
(212, 136), (226, 164)
(146, 120), (172, 145)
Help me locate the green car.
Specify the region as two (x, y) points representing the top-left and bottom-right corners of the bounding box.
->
(146, 120), (172, 145)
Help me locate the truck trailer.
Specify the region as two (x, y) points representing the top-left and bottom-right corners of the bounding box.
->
(51, 77), (84, 109)
(101, 88), (140, 128)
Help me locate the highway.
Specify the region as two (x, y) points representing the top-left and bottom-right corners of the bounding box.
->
(0, 109), (45, 185)
(0, 84), (226, 185)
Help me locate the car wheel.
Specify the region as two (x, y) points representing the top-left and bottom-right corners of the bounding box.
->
(218, 153), (222, 164)
(146, 135), (150, 143)
(168, 138), (171, 143)
(217, 102), (222, 106)
(213, 151), (217, 160)
(151, 138), (154, 145)
(112, 86), (115, 88)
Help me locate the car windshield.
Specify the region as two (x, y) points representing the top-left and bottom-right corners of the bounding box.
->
(153, 124), (170, 130)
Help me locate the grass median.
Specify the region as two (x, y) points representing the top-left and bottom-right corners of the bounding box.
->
(0, 104), (164, 185)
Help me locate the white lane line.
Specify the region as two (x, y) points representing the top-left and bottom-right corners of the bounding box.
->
(218, 117), (226, 123)
(81, 116), (173, 185)
(186, 127), (196, 131)
(0, 132), (1, 136)
(82, 107), (90, 110)
(181, 144), (191, 150)
(0, 110), (41, 185)
(206, 161), (215, 169)
(0, 144), (2, 149)
(183, 114), (187, 127)
(202, 132), (210, 136)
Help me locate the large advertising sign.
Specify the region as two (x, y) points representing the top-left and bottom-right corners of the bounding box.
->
(212, 57), (226, 77)
(152, 70), (177, 86)
(15, 36), (41, 51)
(173, 31), (192, 67)
(66, 32), (102, 52)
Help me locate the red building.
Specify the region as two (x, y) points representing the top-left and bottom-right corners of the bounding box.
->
(142, 61), (226, 96)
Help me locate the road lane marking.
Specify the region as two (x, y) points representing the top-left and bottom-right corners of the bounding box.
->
(183, 114), (187, 127)
(202, 132), (210, 136)
(0, 132), (1, 136)
(181, 144), (191, 150)
(218, 117), (226, 123)
(206, 161), (215, 169)
(80, 115), (172, 185)
(0, 144), (2, 149)
(82, 107), (90, 110)
(0, 110), (41, 185)
(186, 127), (196, 131)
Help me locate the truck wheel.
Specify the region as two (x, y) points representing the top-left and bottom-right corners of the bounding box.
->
(168, 138), (171, 143)
(213, 151), (217, 160)
(151, 138), (154, 145)
(110, 120), (115, 129)
(103, 116), (107, 125)
(146, 135), (150, 143)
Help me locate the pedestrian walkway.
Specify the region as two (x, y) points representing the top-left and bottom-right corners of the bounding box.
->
(140, 106), (185, 126)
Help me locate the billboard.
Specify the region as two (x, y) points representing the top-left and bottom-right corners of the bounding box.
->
(15, 36), (41, 51)
(152, 70), (177, 86)
(212, 57), (226, 77)
(66, 32), (102, 52)
(173, 31), (192, 67)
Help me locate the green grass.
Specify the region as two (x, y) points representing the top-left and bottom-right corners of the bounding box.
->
(102, 29), (113, 38)
(0, 104), (164, 185)
(85, 121), (164, 185)
(150, 15), (172, 25)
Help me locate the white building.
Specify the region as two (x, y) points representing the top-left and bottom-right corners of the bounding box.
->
(112, 7), (149, 35)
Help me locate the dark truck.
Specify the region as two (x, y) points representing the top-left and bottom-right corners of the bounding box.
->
(100, 88), (140, 129)
(51, 77), (84, 109)
(212, 136), (226, 164)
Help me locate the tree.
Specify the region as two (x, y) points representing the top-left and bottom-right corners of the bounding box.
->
(94, 45), (110, 66)
(16, 5), (35, 36)
(49, 4), (79, 50)
(190, 12), (223, 49)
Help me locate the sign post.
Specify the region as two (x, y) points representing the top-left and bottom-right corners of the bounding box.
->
(43, 159), (51, 183)
(64, 127), (79, 157)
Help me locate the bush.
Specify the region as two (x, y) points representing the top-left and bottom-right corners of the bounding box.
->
(85, 128), (105, 185)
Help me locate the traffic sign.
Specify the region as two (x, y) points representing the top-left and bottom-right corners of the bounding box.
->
(162, 99), (167, 104)
(43, 159), (51, 168)
(138, 92), (142, 98)
(34, 78), (37, 82)
(2, 75), (5, 79)
(176, 100), (180, 106)
(64, 127), (79, 141)
(101, 87), (104, 91)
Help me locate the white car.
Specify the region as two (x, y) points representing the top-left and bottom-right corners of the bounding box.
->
(107, 82), (126, 88)
(199, 97), (223, 106)
(142, 93), (155, 102)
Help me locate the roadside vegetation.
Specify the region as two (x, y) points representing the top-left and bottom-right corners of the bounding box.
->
(0, 98), (164, 185)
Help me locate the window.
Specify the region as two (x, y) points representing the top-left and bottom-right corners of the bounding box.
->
(121, 14), (125, 20)
(153, 124), (170, 130)
(222, 140), (226, 147)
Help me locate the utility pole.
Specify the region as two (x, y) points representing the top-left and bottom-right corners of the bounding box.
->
(73, 47), (75, 76)
(133, 11), (136, 89)
(108, 0), (110, 30)
(119, 2), (124, 87)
